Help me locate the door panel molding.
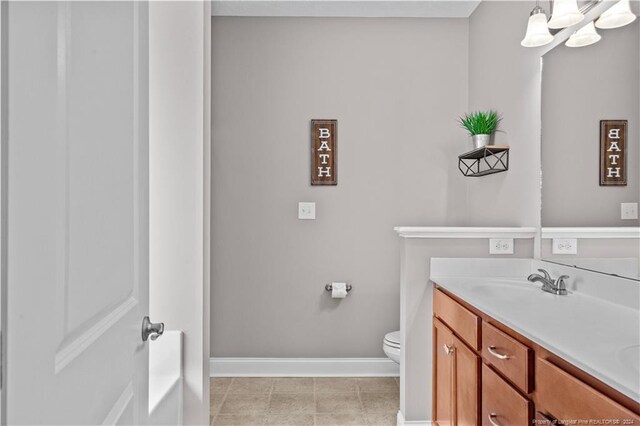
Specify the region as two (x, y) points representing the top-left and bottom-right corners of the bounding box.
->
(52, 1), (146, 377)
(55, 296), (137, 374)
(54, 0), (70, 347)
(101, 381), (133, 426)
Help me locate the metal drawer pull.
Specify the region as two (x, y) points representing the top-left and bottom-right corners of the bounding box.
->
(443, 344), (454, 355)
(487, 345), (510, 360)
(488, 413), (501, 426)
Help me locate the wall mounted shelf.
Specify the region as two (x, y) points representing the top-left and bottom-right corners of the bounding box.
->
(458, 145), (509, 177)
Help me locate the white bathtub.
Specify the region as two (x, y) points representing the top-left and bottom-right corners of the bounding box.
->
(149, 330), (183, 425)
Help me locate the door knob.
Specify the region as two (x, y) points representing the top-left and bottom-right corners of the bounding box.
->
(141, 316), (164, 342)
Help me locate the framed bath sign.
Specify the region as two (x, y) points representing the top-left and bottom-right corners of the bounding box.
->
(600, 120), (627, 186)
(311, 119), (337, 186)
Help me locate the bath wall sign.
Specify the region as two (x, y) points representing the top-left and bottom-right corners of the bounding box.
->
(600, 120), (627, 186)
(311, 119), (337, 185)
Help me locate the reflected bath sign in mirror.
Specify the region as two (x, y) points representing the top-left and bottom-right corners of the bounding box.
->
(600, 120), (627, 186)
(311, 119), (337, 186)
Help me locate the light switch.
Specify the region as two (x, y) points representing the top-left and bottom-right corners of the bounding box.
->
(621, 203), (638, 220)
(298, 202), (316, 220)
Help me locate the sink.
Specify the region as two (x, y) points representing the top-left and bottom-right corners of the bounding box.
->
(470, 281), (539, 303)
(617, 344), (640, 376)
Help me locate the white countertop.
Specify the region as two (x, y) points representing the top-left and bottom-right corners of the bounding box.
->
(431, 276), (640, 402)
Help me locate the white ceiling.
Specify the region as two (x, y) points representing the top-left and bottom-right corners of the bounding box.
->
(210, 0), (482, 18)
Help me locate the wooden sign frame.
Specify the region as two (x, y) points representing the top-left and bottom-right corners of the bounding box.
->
(311, 119), (337, 186)
(600, 120), (627, 186)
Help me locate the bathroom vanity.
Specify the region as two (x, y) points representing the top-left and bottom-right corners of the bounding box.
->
(430, 263), (640, 425)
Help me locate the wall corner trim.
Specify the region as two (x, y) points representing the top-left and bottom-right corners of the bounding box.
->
(396, 410), (432, 426)
(210, 357), (400, 377)
(541, 227), (640, 239)
(393, 226), (537, 239)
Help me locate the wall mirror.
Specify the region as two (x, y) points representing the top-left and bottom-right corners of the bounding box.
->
(540, 2), (639, 280)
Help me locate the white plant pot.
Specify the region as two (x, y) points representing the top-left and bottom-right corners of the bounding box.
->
(472, 134), (494, 149)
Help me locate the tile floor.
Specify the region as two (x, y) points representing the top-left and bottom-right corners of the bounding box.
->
(210, 377), (399, 426)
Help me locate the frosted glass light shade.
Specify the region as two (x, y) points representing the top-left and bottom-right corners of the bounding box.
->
(521, 7), (554, 47)
(566, 21), (602, 47)
(548, 0), (584, 29)
(596, 0), (637, 29)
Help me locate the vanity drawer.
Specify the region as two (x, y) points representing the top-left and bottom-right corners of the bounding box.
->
(481, 321), (533, 393)
(482, 363), (532, 426)
(433, 288), (480, 350)
(536, 358), (640, 422)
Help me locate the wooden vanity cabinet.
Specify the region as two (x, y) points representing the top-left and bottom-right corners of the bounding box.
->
(433, 318), (480, 426)
(432, 286), (640, 426)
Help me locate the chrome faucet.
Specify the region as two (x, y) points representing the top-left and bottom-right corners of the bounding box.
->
(527, 269), (569, 295)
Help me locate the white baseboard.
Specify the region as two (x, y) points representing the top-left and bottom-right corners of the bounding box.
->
(397, 410), (431, 426)
(210, 357), (400, 377)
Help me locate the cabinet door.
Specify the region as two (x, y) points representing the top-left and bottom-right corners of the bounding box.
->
(454, 333), (480, 425)
(434, 318), (480, 426)
(434, 319), (455, 426)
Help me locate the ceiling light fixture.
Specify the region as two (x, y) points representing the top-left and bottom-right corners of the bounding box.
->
(521, 0), (635, 49)
(565, 21), (602, 47)
(521, 5), (555, 47)
(595, 0), (637, 29)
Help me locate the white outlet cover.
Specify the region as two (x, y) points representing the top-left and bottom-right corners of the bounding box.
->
(621, 202), (638, 220)
(552, 238), (578, 255)
(489, 238), (514, 255)
(298, 202), (316, 220)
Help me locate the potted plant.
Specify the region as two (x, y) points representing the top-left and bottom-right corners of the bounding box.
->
(458, 110), (502, 149)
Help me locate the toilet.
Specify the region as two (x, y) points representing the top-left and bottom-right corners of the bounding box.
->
(383, 331), (400, 364)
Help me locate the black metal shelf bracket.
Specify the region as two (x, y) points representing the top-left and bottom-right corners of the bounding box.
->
(458, 146), (510, 177)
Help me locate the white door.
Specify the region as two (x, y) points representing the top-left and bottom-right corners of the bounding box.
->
(5, 2), (151, 424)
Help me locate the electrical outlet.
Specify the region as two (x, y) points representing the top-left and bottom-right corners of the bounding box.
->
(621, 202), (638, 220)
(298, 202), (316, 220)
(552, 238), (578, 255)
(489, 238), (514, 255)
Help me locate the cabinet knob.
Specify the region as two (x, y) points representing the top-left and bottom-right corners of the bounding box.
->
(442, 344), (454, 355)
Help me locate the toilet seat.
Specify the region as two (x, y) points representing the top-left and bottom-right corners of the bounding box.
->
(383, 331), (401, 365)
(383, 331), (400, 349)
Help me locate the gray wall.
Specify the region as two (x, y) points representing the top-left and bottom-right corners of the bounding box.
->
(466, 1), (543, 229)
(211, 17), (469, 357)
(541, 20), (640, 227)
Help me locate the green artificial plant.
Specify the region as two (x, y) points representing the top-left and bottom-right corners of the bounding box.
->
(458, 110), (502, 136)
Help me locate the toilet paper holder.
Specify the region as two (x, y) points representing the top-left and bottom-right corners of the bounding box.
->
(325, 283), (352, 292)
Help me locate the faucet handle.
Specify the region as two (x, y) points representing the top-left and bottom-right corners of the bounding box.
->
(555, 275), (569, 287)
(554, 275), (570, 294)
